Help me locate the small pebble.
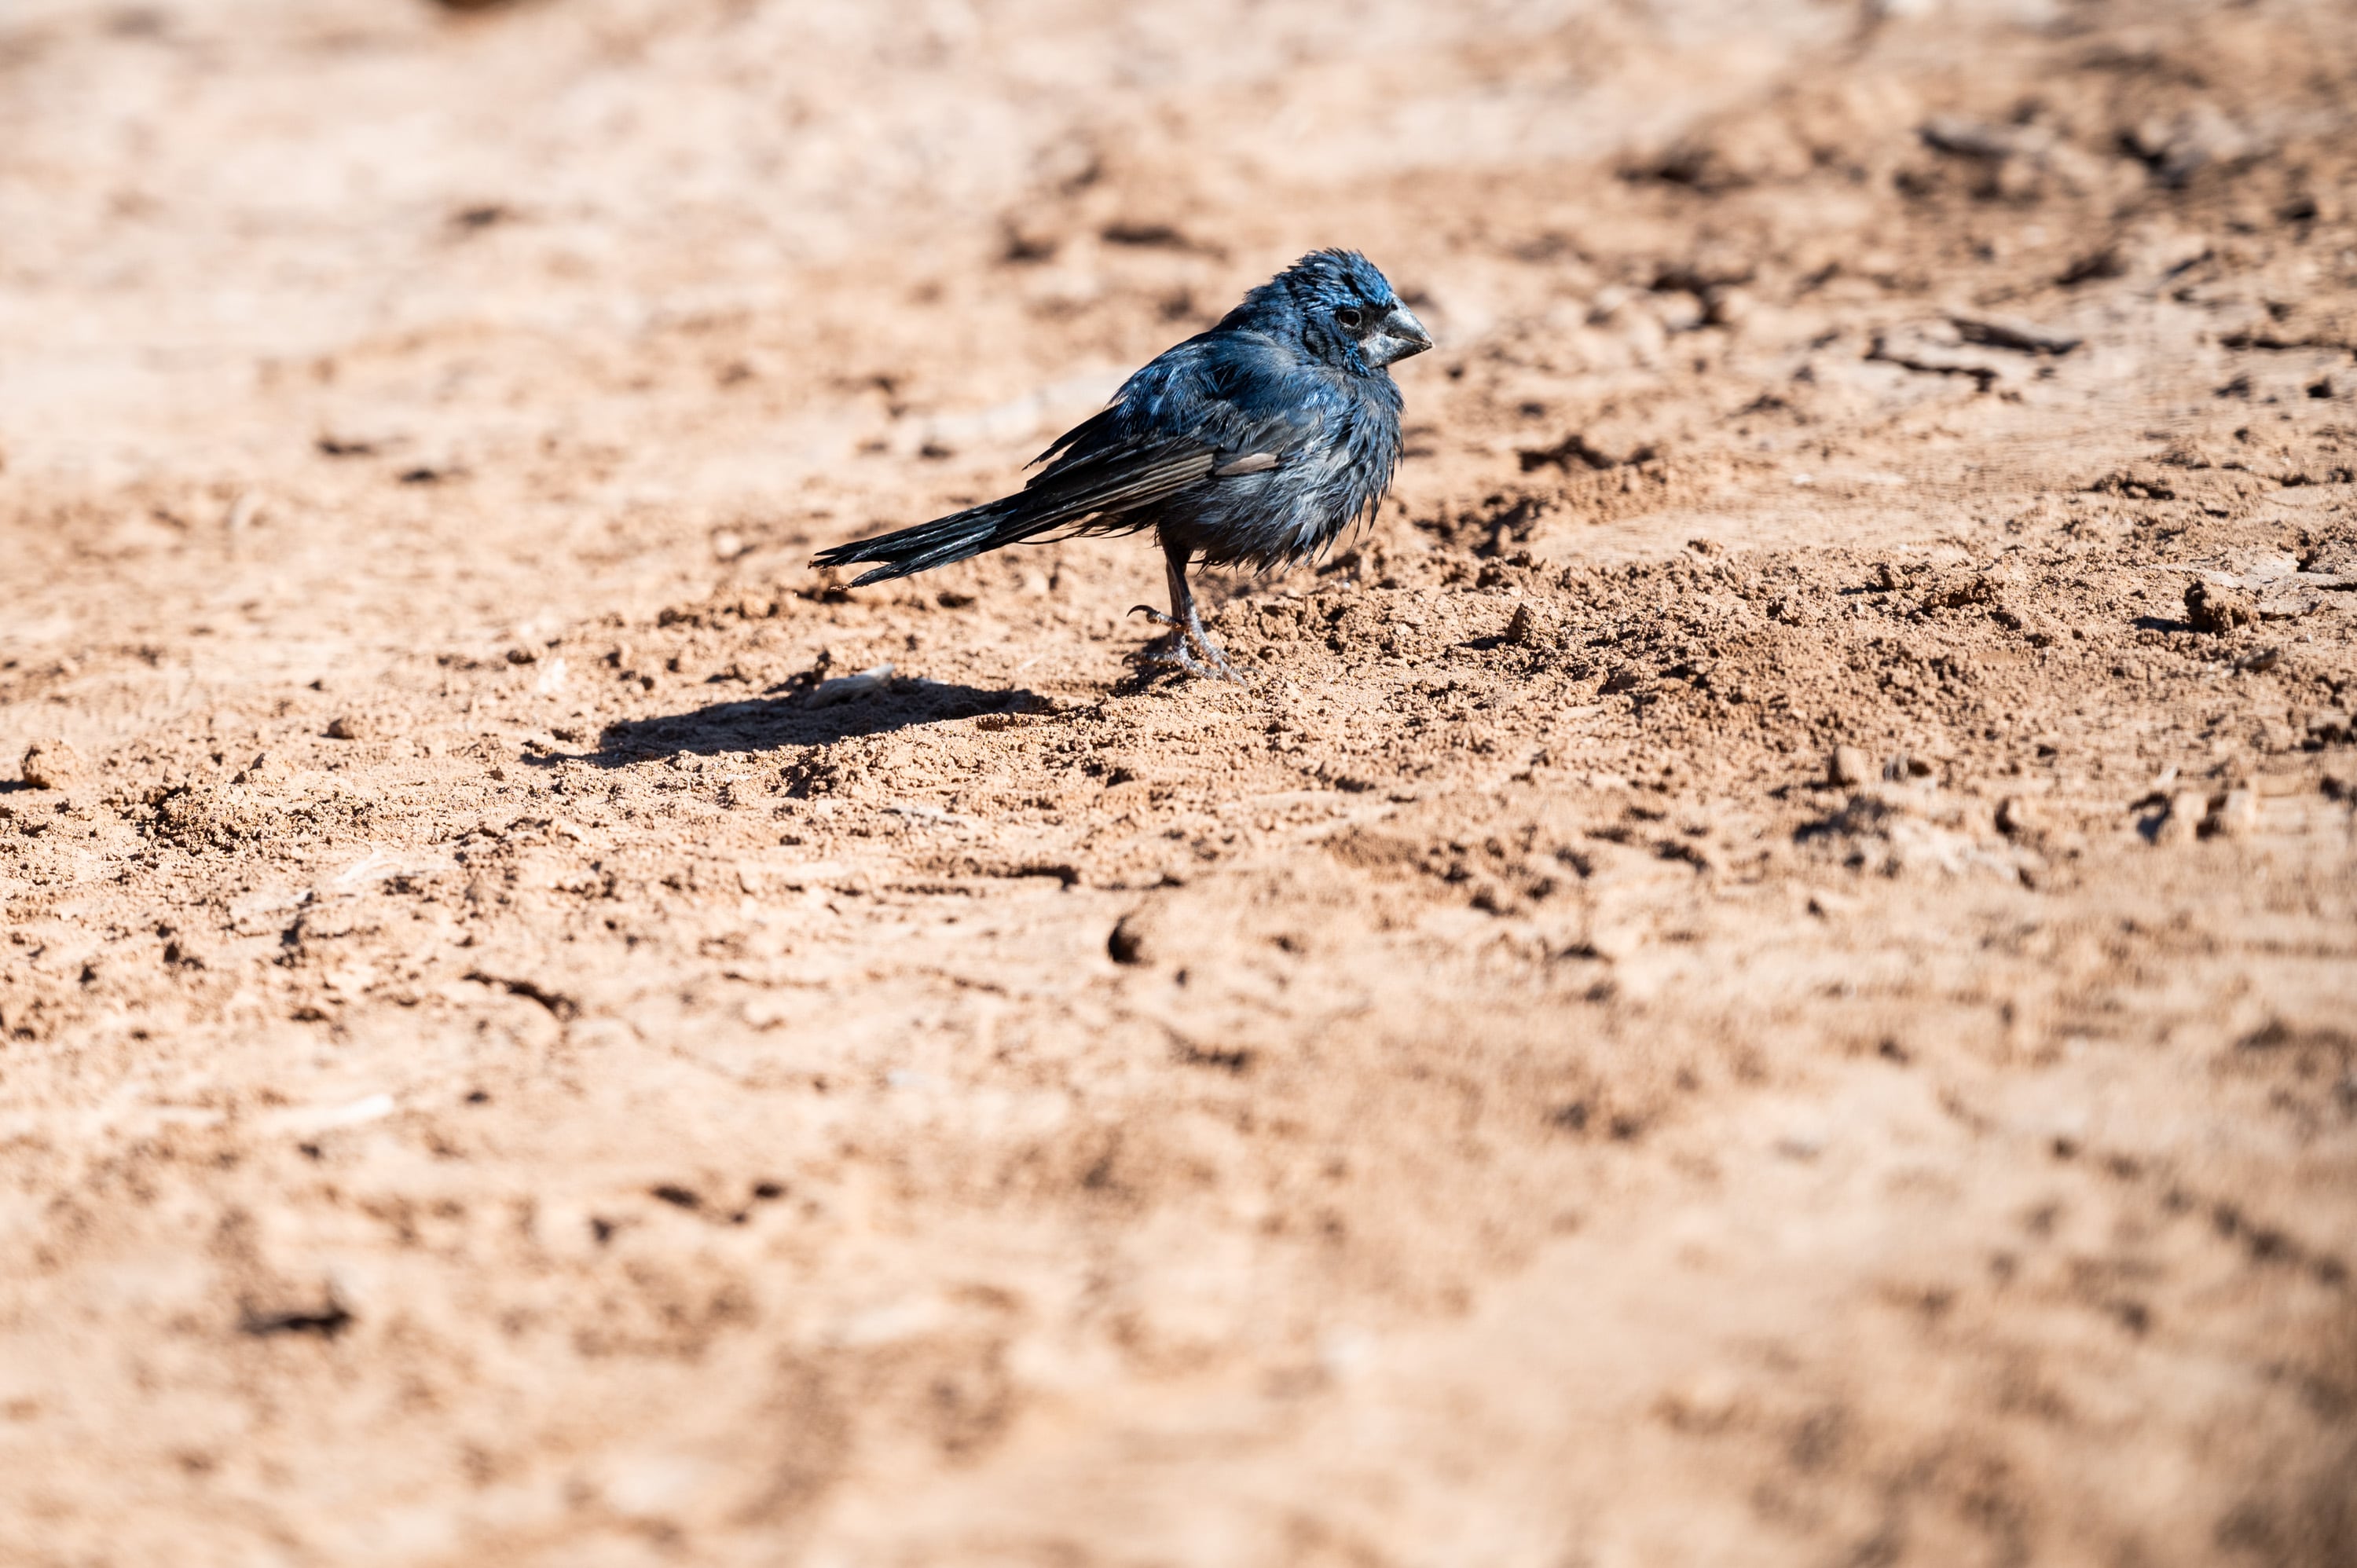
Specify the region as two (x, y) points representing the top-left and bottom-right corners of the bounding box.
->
(20, 738), (83, 791)
(2205, 789), (2258, 838)
(807, 662), (894, 709)
(2155, 791), (2205, 846)
(1996, 795), (2037, 837)
(1829, 746), (1871, 788)
(2185, 580), (2255, 635)
(1107, 914), (1151, 965)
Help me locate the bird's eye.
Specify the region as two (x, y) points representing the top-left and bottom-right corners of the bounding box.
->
(1335, 306), (1365, 330)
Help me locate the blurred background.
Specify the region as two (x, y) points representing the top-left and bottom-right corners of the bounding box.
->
(0, 0), (2106, 651)
(0, 0), (1952, 487)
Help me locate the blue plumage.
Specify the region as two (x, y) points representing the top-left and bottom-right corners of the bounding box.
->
(811, 249), (1431, 680)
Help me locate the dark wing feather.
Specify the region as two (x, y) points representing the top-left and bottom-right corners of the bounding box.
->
(1013, 441), (1219, 532)
(811, 441), (1219, 584)
(814, 332), (1328, 583)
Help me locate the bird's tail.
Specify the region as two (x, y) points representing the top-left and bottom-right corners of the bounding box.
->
(810, 499), (1043, 586)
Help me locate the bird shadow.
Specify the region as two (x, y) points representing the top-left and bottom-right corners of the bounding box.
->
(547, 676), (1047, 768)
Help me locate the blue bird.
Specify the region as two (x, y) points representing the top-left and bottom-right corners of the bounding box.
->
(812, 249), (1432, 680)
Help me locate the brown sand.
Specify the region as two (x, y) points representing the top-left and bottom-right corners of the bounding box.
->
(3, 1), (2355, 1563)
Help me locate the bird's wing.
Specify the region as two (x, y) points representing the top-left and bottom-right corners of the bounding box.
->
(812, 335), (1348, 584)
(1021, 335), (1327, 525)
(1018, 438), (1219, 517)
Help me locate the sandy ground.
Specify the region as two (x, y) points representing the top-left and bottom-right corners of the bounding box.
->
(4, 1), (2356, 1563)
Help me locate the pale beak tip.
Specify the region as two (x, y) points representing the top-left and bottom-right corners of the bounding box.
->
(1380, 305), (1434, 364)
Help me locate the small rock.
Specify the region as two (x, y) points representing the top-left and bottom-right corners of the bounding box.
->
(1504, 603), (1545, 647)
(1585, 920), (1645, 962)
(1949, 314), (2083, 356)
(1657, 1368), (1743, 1433)
(2205, 789), (2258, 838)
(1107, 914), (1151, 965)
(20, 738), (83, 791)
(1703, 286), (1752, 329)
(325, 715), (369, 741)
(1996, 795), (2038, 837)
(806, 662), (894, 709)
(2155, 790), (2205, 846)
(1829, 746), (1871, 787)
(2258, 591), (2326, 621)
(2132, 104), (2260, 188)
(2185, 579), (2255, 635)
(1651, 291), (1706, 333)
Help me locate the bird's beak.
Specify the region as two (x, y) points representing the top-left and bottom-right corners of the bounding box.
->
(1364, 304), (1433, 368)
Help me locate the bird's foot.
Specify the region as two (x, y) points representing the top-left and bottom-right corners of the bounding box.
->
(1128, 606), (1249, 686)
(1138, 639), (1214, 680)
(1129, 608), (1213, 679)
(1182, 628), (1251, 686)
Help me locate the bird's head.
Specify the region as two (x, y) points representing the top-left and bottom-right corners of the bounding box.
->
(1231, 249), (1433, 375)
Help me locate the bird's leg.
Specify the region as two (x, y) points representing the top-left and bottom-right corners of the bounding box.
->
(1143, 543), (1246, 684)
(1128, 544), (1196, 672)
(1128, 600), (1209, 678)
(1132, 543), (1248, 683)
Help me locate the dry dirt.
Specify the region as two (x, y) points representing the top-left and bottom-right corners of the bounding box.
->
(5, 2), (2357, 1564)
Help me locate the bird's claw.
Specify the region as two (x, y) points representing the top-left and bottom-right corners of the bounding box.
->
(1138, 639), (1211, 679)
(1132, 603), (1248, 684)
(1189, 636), (1252, 687)
(1135, 625), (1250, 686)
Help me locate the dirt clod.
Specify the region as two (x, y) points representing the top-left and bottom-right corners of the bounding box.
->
(18, 738), (82, 791)
(1107, 914), (1151, 965)
(2205, 789), (2259, 838)
(1995, 795), (2037, 837)
(2156, 790), (2209, 846)
(2187, 579), (2258, 634)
